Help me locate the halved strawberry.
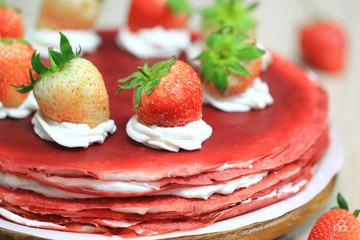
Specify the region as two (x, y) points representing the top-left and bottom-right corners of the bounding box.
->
(201, 0), (258, 39)
(117, 56), (202, 127)
(0, 38), (35, 108)
(196, 27), (264, 97)
(308, 193), (360, 239)
(37, 0), (102, 30)
(0, 2), (24, 38)
(299, 20), (346, 72)
(13, 33), (110, 129)
(127, 0), (190, 32)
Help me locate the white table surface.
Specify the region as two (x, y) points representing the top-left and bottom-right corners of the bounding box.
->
(7, 0), (360, 239)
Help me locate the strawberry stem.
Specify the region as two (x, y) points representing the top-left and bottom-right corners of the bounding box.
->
(138, 67), (150, 80)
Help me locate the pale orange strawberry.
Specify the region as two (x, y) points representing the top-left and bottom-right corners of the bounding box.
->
(37, 0), (102, 30)
(0, 38), (35, 108)
(13, 33), (109, 128)
(196, 27), (264, 97)
(0, 2), (24, 38)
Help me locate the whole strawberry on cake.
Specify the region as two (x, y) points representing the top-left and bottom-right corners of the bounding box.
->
(117, 56), (212, 152)
(116, 0), (193, 58)
(27, 0), (103, 58)
(13, 32), (116, 148)
(0, 38), (38, 119)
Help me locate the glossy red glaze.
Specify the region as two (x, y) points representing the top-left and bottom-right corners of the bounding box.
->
(0, 32), (328, 181)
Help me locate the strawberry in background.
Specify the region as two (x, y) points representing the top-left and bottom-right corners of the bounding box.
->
(116, 0), (192, 58)
(37, 0), (102, 30)
(0, 38), (38, 119)
(128, 0), (190, 32)
(299, 20), (346, 72)
(0, 1), (24, 38)
(308, 193), (360, 239)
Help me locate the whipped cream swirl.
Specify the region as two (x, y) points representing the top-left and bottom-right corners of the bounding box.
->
(203, 77), (274, 112)
(126, 115), (212, 152)
(116, 25), (191, 58)
(0, 92), (38, 119)
(31, 111), (116, 148)
(26, 28), (102, 58)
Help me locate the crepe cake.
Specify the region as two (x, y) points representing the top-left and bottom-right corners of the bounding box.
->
(0, 32), (329, 237)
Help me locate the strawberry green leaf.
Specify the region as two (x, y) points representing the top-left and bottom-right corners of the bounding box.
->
(134, 85), (144, 109)
(12, 32), (81, 94)
(31, 52), (48, 75)
(234, 47), (265, 60)
(202, 0), (258, 33)
(353, 209), (360, 218)
(117, 56), (178, 109)
(167, 0), (190, 14)
(49, 50), (65, 69)
(228, 59), (250, 75)
(196, 26), (263, 94)
(337, 193), (349, 211)
(213, 67), (228, 94)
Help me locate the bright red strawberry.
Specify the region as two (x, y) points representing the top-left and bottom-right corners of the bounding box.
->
(0, 38), (35, 108)
(117, 56), (202, 127)
(37, 0), (102, 30)
(300, 20), (346, 72)
(308, 193), (360, 240)
(127, 0), (190, 32)
(0, 2), (24, 38)
(196, 27), (264, 97)
(13, 33), (110, 129)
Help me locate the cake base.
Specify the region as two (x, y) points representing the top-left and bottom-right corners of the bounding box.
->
(0, 176), (336, 240)
(0, 123), (343, 240)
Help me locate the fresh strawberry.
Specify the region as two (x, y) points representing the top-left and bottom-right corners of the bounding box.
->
(0, 1), (24, 38)
(300, 20), (346, 72)
(13, 33), (110, 128)
(127, 0), (190, 32)
(117, 56), (202, 127)
(37, 0), (102, 30)
(196, 27), (264, 97)
(0, 38), (35, 108)
(308, 193), (360, 240)
(202, 0), (258, 39)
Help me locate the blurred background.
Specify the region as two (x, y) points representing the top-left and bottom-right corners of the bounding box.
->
(6, 0), (360, 239)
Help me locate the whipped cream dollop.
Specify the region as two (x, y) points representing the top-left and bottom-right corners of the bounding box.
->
(116, 25), (191, 58)
(126, 115), (212, 152)
(0, 170), (266, 201)
(203, 77), (274, 112)
(0, 92), (38, 119)
(26, 28), (102, 58)
(31, 111), (116, 148)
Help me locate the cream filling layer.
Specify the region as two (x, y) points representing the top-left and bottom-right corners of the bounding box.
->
(116, 25), (191, 58)
(203, 77), (274, 112)
(0, 170), (266, 201)
(126, 115), (212, 152)
(0, 92), (38, 119)
(26, 28), (101, 58)
(31, 110), (117, 148)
